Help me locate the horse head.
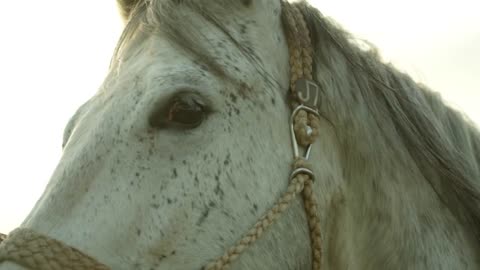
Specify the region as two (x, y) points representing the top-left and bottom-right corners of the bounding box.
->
(1, 1), (479, 269)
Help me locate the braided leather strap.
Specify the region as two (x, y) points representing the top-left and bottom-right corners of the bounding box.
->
(204, 167), (310, 270)
(0, 228), (111, 270)
(293, 158), (322, 270)
(283, 2), (323, 269)
(282, 2), (314, 99)
(204, 158), (321, 270)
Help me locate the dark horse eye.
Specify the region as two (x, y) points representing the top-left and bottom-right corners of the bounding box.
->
(150, 93), (207, 129)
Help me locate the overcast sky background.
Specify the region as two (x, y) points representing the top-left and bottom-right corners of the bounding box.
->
(0, 0), (478, 233)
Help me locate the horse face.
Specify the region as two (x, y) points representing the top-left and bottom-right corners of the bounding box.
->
(12, 1), (313, 269)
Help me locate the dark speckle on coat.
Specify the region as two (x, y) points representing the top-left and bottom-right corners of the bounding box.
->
(196, 207), (210, 226)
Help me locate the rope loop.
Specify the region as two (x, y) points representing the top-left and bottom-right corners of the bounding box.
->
(294, 109), (321, 147)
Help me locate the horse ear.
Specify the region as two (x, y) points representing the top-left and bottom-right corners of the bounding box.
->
(117, 0), (138, 21)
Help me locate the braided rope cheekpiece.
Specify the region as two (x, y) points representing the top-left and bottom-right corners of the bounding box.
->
(205, 2), (322, 270)
(0, 228), (111, 270)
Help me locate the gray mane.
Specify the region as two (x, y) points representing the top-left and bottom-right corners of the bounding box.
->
(293, 1), (480, 240)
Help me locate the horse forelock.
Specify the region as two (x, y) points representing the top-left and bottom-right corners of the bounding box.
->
(295, 1), (480, 242)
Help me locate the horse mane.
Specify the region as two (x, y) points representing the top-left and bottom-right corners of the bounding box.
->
(292, 1), (480, 240)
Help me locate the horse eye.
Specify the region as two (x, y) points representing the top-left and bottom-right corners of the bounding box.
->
(150, 93), (207, 129)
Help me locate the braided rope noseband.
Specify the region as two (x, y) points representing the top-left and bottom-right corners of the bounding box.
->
(0, 2), (322, 269)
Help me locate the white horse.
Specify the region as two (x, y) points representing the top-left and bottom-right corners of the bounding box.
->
(1, 0), (479, 269)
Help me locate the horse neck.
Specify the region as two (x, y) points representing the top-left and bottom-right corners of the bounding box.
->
(309, 43), (480, 270)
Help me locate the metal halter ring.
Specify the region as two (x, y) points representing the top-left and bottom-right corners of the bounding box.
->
(290, 167), (315, 182)
(289, 104), (321, 160)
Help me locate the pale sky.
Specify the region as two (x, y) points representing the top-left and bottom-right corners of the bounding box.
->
(0, 0), (478, 233)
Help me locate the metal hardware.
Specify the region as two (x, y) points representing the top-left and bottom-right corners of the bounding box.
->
(290, 167), (315, 181)
(290, 105), (320, 160)
(296, 78), (320, 108)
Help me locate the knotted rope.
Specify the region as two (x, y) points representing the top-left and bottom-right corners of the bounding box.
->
(0, 2), (322, 270)
(0, 228), (110, 270)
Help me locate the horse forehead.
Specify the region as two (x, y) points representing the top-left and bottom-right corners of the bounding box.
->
(163, 0), (281, 13)
(153, 0), (282, 36)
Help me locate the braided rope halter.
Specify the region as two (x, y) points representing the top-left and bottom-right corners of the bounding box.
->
(205, 2), (322, 269)
(0, 2), (322, 269)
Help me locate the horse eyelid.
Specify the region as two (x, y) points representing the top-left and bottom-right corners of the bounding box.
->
(148, 89), (213, 129)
